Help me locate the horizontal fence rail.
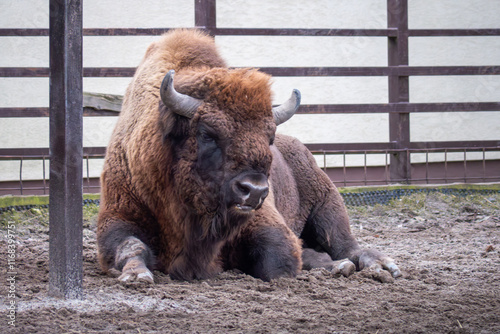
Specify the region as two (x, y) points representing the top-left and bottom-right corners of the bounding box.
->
(2, 102), (500, 118)
(3, 66), (500, 77)
(1, 0), (499, 195)
(2, 27), (500, 37)
(1, 145), (499, 196)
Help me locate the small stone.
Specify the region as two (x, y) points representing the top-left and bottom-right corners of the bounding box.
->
(30, 208), (42, 215)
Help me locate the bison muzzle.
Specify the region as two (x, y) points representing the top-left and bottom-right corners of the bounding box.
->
(97, 29), (401, 283)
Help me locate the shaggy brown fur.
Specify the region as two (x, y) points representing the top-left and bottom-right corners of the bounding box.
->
(97, 29), (400, 283)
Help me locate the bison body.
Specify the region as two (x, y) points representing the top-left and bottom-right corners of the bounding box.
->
(97, 29), (400, 282)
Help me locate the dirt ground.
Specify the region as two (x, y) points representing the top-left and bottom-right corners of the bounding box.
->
(1, 190), (499, 333)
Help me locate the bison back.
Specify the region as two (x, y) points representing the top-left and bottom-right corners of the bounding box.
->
(271, 134), (341, 235)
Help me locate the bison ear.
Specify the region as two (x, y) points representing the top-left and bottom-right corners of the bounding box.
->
(272, 89), (301, 125)
(160, 70), (203, 119)
(158, 99), (190, 141)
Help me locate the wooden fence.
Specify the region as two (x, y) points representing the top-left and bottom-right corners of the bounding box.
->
(1, 0), (500, 196)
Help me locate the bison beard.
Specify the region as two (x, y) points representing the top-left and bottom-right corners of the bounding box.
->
(169, 205), (251, 281)
(97, 29), (401, 283)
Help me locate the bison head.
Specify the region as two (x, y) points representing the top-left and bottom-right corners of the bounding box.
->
(159, 68), (300, 238)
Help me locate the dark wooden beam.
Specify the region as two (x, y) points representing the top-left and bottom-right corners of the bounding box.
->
(306, 141), (500, 152)
(212, 28), (397, 37)
(2, 27), (499, 37)
(3, 66), (500, 78)
(409, 29), (500, 36)
(83, 67), (136, 77)
(48, 0), (83, 299)
(3, 143), (499, 162)
(195, 0), (216, 34)
(387, 0), (410, 184)
(2, 101), (499, 118)
(296, 102), (500, 114)
(409, 141), (500, 150)
(306, 142), (395, 152)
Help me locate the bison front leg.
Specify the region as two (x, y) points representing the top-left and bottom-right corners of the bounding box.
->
(115, 237), (155, 283)
(223, 207), (302, 281)
(97, 220), (156, 284)
(301, 248), (355, 277)
(301, 190), (401, 281)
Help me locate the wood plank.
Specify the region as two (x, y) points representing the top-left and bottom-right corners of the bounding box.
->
(3, 143), (498, 161)
(409, 29), (500, 36)
(0, 147), (105, 159)
(2, 27), (499, 37)
(388, 0), (411, 183)
(297, 102), (500, 114)
(48, 0), (83, 299)
(1, 101), (499, 118)
(3, 66), (500, 78)
(83, 92), (122, 112)
(195, 0), (216, 33)
(212, 28), (397, 37)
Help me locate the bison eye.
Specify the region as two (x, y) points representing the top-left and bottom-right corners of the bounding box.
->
(199, 131), (215, 144)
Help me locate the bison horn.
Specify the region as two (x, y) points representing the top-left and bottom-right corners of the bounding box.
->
(160, 70), (203, 118)
(272, 89), (301, 125)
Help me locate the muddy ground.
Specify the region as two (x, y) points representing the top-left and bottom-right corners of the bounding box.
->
(1, 191), (499, 333)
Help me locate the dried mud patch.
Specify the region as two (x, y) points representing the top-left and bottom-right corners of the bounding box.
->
(1, 192), (499, 333)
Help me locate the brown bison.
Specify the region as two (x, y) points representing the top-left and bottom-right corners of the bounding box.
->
(97, 29), (401, 283)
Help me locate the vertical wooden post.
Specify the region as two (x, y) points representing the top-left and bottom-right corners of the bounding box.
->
(387, 0), (410, 183)
(49, 0), (83, 299)
(195, 0), (217, 34)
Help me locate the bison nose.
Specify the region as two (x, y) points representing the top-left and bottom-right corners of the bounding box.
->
(231, 173), (269, 211)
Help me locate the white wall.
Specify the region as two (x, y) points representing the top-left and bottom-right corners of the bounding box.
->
(408, 0), (500, 147)
(1, 0), (499, 181)
(0, 0), (194, 181)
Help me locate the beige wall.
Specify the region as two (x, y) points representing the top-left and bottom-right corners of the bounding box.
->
(1, 0), (499, 180)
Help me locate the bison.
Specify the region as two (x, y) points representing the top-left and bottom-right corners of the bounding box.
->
(97, 29), (401, 283)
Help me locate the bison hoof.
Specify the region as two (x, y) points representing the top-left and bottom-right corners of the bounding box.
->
(367, 258), (401, 280)
(119, 268), (154, 284)
(364, 265), (395, 283)
(301, 249), (355, 277)
(357, 248), (402, 280)
(118, 258), (154, 284)
(331, 259), (356, 277)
